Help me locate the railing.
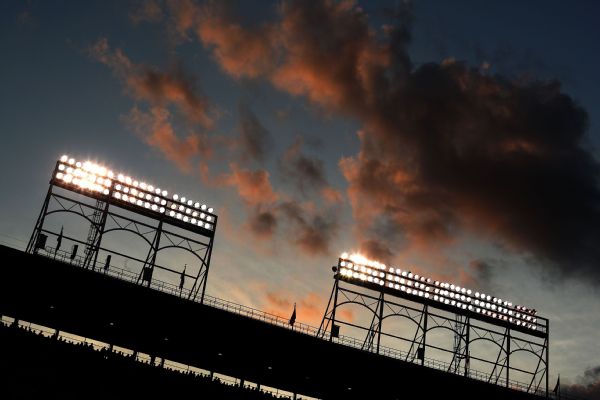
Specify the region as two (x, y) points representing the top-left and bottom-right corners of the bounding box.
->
(35, 246), (549, 397)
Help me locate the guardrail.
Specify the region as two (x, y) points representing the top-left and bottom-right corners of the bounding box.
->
(35, 246), (550, 397)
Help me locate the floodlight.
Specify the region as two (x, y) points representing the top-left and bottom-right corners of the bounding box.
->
(336, 252), (539, 330)
(51, 156), (217, 234)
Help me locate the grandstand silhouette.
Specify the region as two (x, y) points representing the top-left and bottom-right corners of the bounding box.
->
(0, 156), (572, 399)
(0, 244), (562, 399)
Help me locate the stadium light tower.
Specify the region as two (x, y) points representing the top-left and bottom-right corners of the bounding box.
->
(27, 155), (218, 302)
(319, 252), (550, 397)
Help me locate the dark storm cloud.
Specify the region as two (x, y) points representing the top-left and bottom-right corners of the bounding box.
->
(563, 366), (600, 400)
(280, 137), (327, 194)
(165, 0), (600, 281)
(238, 103), (272, 164)
(279, 201), (339, 256)
(247, 207), (278, 238)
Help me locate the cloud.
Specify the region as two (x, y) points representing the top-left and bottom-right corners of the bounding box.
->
(90, 37), (214, 171)
(264, 290), (353, 326)
(178, 1), (600, 282)
(196, 1), (278, 79)
(237, 103), (272, 164)
(246, 207), (278, 239)
(215, 164), (279, 206)
(279, 200), (338, 256)
(124, 106), (210, 172)
(563, 366), (600, 400)
(321, 186), (343, 204)
(280, 137), (328, 194)
(130, 0), (164, 25)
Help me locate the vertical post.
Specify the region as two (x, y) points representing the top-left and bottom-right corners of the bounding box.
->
(318, 275), (337, 338)
(199, 236), (214, 304)
(90, 201), (110, 271)
(329, 276), (339, 342)
(376, 291), (384, 354)
(138, 220), (163, 286)
(506, 328), (511, 387)
(27, 184), (53, 254)
(546, 321), (549, 398)
(421, 304), (428, 366)
(464, 317), (470, 377)
(148, 220), (163, 287)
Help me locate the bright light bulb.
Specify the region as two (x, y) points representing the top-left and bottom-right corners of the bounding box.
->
(140, 182), (147, 190)
(103, 189), (109, 195)
(181, 197), (186, 203)
(56, 172), (64, 180)
(133, 181), (139, 187)
(187, 200), (192, 206)
(58, 164), (65, 171)
(173, 194), (179, 200)
(125, 176), (132, 185)
(208, 207), (214, 213)
(159, 207), (165, 213)
(162, 190), (168, 196)
(201, 204), (207, 210)
(194, 202), (200, 208)
(118, 174), (125, 182)
(60, 155), (68, 162)
(115, 193), (121, 199)
(68, 158), (75, 165)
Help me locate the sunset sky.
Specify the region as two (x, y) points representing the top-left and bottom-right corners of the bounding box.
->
(1, 0), (600, 395)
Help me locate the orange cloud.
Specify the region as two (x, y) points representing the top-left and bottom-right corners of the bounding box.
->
(90, 37), (215, 172)
(264, 290), (354, 326)
(124, 106), (210, 173)
(217, 164), (279, 206)
(321, 187), (343, 204)
(196, 3), (277, 79)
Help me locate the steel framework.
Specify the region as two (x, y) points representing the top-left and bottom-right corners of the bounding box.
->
(26, 160), (217, 302)
(318, 270), (549, 397)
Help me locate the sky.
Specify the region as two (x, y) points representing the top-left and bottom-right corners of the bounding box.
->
(1, 0), (600, 396)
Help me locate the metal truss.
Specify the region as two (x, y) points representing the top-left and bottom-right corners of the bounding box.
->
(27, 177), (216, 302)
(318, 275), (549, 397)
